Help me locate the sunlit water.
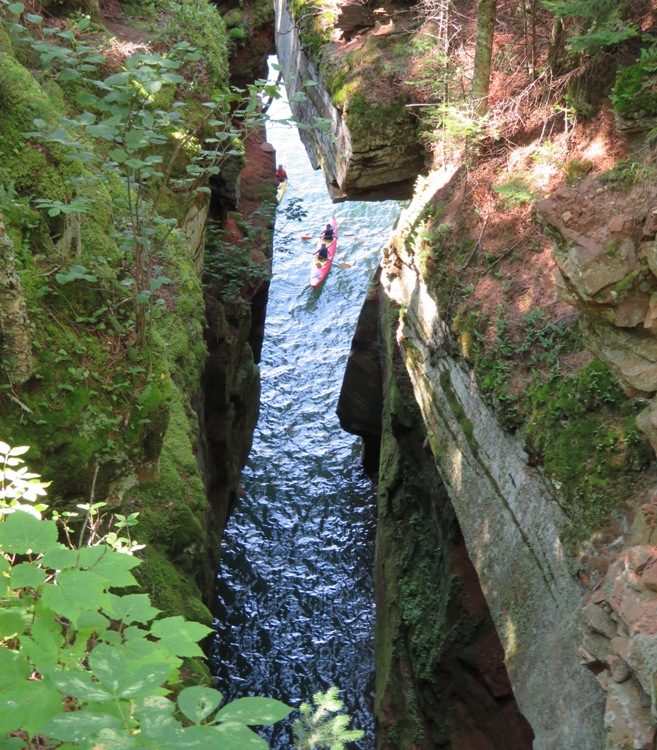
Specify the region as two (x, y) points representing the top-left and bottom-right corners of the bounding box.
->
(209, 60), (403, 748)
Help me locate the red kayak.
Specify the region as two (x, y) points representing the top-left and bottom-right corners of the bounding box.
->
(310, 216), (338, 289)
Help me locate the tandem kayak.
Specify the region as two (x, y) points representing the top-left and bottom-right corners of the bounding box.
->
(310, 216), (338, 290)
(276, 180), (287, 204)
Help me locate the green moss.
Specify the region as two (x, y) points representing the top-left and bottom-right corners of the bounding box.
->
(606, 267), (640, 297)
(524, 359), (653, 546)
(439, 370), (479, 458)
(0, 52), (77, 207)
(344, 94), (412, 143)
(0, 0), (251, 639)
(162, 0), (229, 87)
(288, 0), (333, 59)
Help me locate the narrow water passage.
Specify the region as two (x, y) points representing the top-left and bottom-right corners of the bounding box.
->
(209, 64), (402, 748)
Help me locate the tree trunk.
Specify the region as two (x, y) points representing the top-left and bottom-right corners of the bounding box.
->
(471, 0), (497, 118)
(547, 15), (564, 75)
(0, 214), (34, 386)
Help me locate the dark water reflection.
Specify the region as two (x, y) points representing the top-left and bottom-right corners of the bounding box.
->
(209, 60), (402, 748)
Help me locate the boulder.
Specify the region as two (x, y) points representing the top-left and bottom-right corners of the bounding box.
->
(580, 316), (657, 396)
(552, 237), (637, 298)
(604, 678), (656, 750)
(637, 397), (657, 455)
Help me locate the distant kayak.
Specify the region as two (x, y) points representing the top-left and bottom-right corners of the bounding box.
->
(310, 216), (338, 289)
(276, 180), (287, 204)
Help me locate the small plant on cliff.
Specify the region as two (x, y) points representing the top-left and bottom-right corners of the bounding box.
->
(293, 687), (364, 749)
(541, 0), (638, 56)
(598, 158), (655, 191)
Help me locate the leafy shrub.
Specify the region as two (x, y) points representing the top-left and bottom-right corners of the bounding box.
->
(612, 44), (657, 118)
(0, 441), (292, 748)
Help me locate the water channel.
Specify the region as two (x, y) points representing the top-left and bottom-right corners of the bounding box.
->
(209, 62), (403, 748)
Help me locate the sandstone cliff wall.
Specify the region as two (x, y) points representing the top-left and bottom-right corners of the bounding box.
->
(274, 0), (423, 200)
(339, 169), (607, 748)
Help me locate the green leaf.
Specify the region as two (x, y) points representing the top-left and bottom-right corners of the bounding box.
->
(0, 649), (30, 692)
(40, 545), (78, 570)
(25, 12), (41, 22)
(76, 111), (96, 125)
(160, 73), (185, 84)
(76, 609), (110, 636)
(181, 722), (268, 749)
(140, 80), (163, 96)
(50, 671), (114, 703)
(21, 613), (64, 675)
(0, 511), (58, 555)
(87, 643), (127, 694)
(0, 678), (62, 736)
(0, 611), (26, 639)
(103, 71), (130, 85)
(11, 561), (46, 589)
(7, 2), (24, 13)
(85, 547), (140, 588)
(77, 92), (99, 106)
(108, 148), (127, 163)
(150, 617), (213, 658)
(214, 697), (292, 726)
(104, 592), (160, 625)
(83, 725), (137, 749)
(40, 710), (122, 743)
(86, 123), (119, 141)
(150, 276), (171, 291)
(41, 568), (109, 625)
(124, 130), (145, 150)
(116, 662), (171, 699)
(0, 737), (27, 749)
(58, 68), (81, 82)
(178, 686), (222, 725)
(134, 695), (182, 746)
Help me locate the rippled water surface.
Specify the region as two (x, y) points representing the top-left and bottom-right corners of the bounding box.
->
(209, 62), (403, 748)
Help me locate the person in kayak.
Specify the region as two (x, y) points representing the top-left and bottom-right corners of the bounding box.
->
(276, 165), (287, 182)
(316, 242), (329, 263)
(321, 223), (334, 242)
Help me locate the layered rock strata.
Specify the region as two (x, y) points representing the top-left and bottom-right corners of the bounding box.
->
(273, 0), (424, 200)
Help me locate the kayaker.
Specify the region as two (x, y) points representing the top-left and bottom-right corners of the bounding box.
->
(276, 164), (287, 182)
(317, 242), (329, 261)
(321, 223), (334, 242)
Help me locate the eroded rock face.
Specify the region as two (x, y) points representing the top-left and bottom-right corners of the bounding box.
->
(537, 151), (657, 749)
(339, 281), (534, 748)
(336, 277), (383, 474)
(537, 173), (657, 451)
(579, 541), (657, 750)
(273, 0), (424, 200)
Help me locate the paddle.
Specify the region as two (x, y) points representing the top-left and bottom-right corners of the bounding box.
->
(298, 246), (351, 268)
(301, 231), (355, 240)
